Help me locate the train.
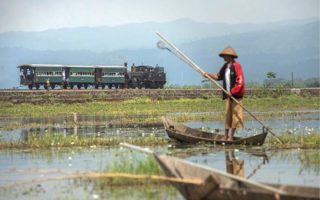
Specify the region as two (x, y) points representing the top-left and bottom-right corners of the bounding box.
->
(18, 63), (166, 89)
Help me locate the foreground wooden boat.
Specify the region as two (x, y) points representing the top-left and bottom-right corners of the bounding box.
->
(122, 143), (320, 200)
(161, 117), (268, 146)
(155, 152), (320, 200)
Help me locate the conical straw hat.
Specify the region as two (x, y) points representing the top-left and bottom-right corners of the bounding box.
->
(219, 46), (238, 58)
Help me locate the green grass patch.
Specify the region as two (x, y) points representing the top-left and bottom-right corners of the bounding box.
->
(0, 95), (318, 117)
(93, 151), (165, 187)
(107, 155), (163, 175)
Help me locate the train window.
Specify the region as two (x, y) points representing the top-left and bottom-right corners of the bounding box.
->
(54, 72), (62, 76)
(70, 72), (94, 76)
(102, 72), (125, 77)
(34, 71), (62, 76)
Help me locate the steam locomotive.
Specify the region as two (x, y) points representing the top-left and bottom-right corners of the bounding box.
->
(18, 63), (166, 89)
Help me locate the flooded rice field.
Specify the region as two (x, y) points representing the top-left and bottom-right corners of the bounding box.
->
(0, 147), (319, 199)
(0, 110), (319, 199)
(0, 110), (319, 142)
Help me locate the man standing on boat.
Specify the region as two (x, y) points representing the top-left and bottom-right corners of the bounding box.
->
(204, 46), (245, 141)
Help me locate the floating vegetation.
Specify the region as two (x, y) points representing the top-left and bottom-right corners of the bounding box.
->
(266, 133), (320, 149)
(0, 132), (169, 149)
(0, 128), (319, 149)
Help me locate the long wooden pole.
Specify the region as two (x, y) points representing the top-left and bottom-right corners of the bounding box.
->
(1, 172), (203, 188)
(156, 32), (283, 144)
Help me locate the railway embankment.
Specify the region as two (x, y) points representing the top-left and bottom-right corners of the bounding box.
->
(0, 88), (318, 104)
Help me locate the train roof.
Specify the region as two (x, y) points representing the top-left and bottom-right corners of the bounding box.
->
(18, 64), (126, 69)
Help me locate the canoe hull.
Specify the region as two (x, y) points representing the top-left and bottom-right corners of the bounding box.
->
(162, 117), (267, 146)
(155, 154), (320, 200)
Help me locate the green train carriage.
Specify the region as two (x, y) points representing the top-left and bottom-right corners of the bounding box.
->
(19, 64), (64, 89)
(68, 66), (95, 89)
(18, 63), (166, 89)
(18, 64), (127, 89)
(95, 65), (127, 89)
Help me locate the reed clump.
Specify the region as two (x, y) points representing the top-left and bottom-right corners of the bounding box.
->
(266, 133), (320, 149)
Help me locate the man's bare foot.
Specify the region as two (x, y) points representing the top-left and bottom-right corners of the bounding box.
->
(223, 136), (228, 140)
(227, 137), (234, 141)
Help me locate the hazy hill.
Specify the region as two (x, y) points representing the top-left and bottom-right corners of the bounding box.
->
(0, 18), (316, 52)
(0, 18), (318, 88)
(181, 21), (319, 84)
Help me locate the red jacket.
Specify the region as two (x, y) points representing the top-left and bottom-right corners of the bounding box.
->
(217, 61), (245, 99)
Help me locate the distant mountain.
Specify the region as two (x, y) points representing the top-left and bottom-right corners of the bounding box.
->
(0, 18), (318, 88)
(181, 21), (319, 84)
(0, 18), (317, 52)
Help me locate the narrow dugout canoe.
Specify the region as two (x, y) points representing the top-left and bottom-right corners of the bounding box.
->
(154, 153), (320, 200)
(161, 117), (267, 146)
(121, 143), (320, 200)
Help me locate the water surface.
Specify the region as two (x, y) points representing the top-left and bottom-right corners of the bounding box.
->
(0, 110), (319, 199)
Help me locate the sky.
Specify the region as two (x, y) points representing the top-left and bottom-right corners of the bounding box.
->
(0, 0), (319, 33)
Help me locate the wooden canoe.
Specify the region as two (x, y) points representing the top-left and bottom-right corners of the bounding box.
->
(121, 143), (320, 200)
(154, 153), (320, 200)
(161, 117), (268, 146)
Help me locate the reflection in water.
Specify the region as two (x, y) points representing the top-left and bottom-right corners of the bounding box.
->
(0, 147), (182, 200)
(187, 111), (320, 137)
(0, 147), (319, 199)
(178, 146), (318, 186)
(77, 179), (181, 200)
(0, 111), (319, 199)
(0, 111), (319, 145)
(0, 124), (166, 142)
(1, 111), (319, 141)
(0, 114), (161, 129)
(225, 149), (245, 177)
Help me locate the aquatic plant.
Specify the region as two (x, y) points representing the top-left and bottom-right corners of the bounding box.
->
(298, 150), (320, 175)
(266, 132), (320, 149)
(107, 154), (163, 175)
(0, 131), (169, 149)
